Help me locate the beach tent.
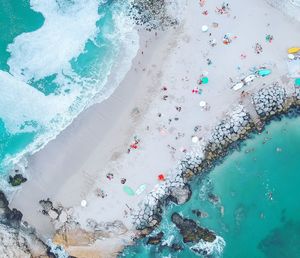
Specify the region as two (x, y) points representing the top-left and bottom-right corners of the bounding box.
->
(123, 185), (135, 196)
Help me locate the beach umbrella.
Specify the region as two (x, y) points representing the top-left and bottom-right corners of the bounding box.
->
(288, 54), (295, 60)
(192, 136), (199, 143)
(201, 77), (209, 84)
(199, 101), (206, 107)
(295, 78), (300, 86)
(202, 25), (208, 32)
(81, 200), (87, 207)
(158, 174), (165, 181)
(123, 185), (135, 196)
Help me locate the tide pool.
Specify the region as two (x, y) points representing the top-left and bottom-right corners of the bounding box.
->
(0, 0), (139, 175)
(121, 115), (300, 258)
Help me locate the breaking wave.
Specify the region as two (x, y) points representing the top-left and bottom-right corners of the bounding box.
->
(0, 0), (139, 172)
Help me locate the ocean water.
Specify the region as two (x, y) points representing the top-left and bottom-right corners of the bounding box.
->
(121, 115), (300, 258)
(0, 0), (139, 176)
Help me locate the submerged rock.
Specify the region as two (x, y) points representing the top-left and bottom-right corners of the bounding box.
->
(171, 243), (184, 252)
(192, 209), (209, 218)
(171, 213), (216, 243)
(146, 232), (164, 245)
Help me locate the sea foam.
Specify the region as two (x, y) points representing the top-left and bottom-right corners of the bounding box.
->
(1, 0), (139, 171)
(7, 0), (100, 81)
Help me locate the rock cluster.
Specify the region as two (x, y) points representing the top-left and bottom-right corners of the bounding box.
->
(146, 232), (164, 245)
(133, 84), (300, 250)
(204, 105), (253, 160)
(130, 0), (178, 31)
(133, 106), (253, 233)
(0, 191), (50, 257)
(171, 213), (216, 243)
(252, 84), (286, 118)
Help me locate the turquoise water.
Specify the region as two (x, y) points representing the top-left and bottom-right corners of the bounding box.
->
(121, 115), (300, 258)
(0, 0), (138, 174)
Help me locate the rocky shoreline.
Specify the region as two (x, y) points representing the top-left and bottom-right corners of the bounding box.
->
(133, 83), (300, 250)
(0, 191), (57, 257)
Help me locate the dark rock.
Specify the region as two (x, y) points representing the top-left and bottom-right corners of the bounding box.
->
(208, 193), (220, 204)
(171, 243), (183, 252)
(192, 209), (208, 218)
(0, 191), (22, 229)
(130, 0), (178, 31)
(9, 174), (27, 187)
(39, 198), (53, 214)
(171, 213), (216, 243)
(5, 208), (23, 229)
(146, 232), (164, 245)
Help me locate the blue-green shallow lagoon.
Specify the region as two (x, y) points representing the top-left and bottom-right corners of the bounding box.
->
(121, 116), (300, 258)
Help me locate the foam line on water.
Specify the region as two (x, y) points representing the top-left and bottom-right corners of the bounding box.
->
(1, 1), (139, 172)
(7, 0), (100, 81)
(0, 71), (71, 133)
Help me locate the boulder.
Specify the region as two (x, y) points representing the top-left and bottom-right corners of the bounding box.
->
(169, 185), (191, 205)
(8, 174), (27, 187)
(146, 232), (164, 245)
(171, 213), (216, 243)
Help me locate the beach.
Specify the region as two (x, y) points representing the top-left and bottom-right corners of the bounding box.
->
(8, 0), (300, 257)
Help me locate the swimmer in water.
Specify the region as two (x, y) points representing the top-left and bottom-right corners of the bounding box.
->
(268, 192), (273, 201)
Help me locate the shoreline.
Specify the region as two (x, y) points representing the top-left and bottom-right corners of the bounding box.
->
(6, 0), (300, 257)
(9, 22), (179, 256)
(133, 84), (300, 233)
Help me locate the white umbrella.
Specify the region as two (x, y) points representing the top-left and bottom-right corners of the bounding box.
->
(192, 136), (199, 143)
(202, 25), (208, 32)
(288, 54), (295, 60)
(199, 101), (206, 107)
(81, 200), (87, 207)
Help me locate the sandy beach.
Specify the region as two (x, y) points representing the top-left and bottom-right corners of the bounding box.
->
(9, 0), (300, 257)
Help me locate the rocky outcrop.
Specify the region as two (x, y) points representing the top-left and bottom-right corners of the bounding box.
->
(168, 184), (191, 205)
(133, 84), (300, 235)
(252, 84), (287, 119)
(0, 191), (50, 257)
(8, 174), (27, 187)
(146, 232), (164, 245)
(130, 0), (178, 31)
(171, 213), (216, 243)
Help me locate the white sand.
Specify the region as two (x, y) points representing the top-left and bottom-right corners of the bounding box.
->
(10, 0), (300, 256)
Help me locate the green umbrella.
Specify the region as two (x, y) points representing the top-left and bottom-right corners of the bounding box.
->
(295, 78), (300, 86)
(201, 77), (209, 84)
(123, 185), (135, 196)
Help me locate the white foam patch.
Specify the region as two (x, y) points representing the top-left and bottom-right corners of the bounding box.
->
(0, 71), (71, 133)
(7, 0), (100, 81)
(1, 0), (139, 170)
(190, 235), (226, 257)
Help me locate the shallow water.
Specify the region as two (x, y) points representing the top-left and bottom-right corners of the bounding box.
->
(0, 0), (139, 175)
(121, 116), (300, 258)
